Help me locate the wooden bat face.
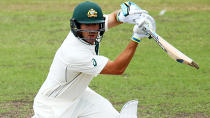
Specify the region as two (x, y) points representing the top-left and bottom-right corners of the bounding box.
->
(143, 26), (199, 69)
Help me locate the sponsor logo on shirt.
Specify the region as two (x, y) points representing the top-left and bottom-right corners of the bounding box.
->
(92, 58), (97, 67)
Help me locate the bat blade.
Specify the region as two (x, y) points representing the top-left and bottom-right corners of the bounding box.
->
(143, 26), (199, 69)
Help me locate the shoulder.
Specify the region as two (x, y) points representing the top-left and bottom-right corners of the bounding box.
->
(60, 44), (93, 65)
(57, 32), (96, 64)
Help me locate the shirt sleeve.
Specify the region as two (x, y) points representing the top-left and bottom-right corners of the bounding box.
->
(104, 14), (109, 32)
(69, 55), (109, 77)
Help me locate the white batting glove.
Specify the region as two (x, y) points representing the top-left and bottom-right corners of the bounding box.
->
(117, 1), (148, 24)
(131, 14), (156, 43)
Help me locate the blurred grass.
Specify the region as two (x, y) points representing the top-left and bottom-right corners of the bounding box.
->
(0, 0), (210, 117)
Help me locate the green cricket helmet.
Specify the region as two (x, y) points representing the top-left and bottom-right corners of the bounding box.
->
(70, 1), (105, 45)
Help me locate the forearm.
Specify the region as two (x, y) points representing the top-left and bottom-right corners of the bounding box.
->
(112, 41), (138, 74)
(100, 40), (138, 75)
(107, 10), (122, 29)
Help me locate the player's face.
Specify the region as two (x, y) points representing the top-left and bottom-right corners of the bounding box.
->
(80, 24), (100, 45)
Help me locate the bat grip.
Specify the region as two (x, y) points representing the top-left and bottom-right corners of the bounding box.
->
(142, 25), (153, 39)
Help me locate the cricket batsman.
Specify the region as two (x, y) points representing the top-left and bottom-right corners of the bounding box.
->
(32, 1), (156, 118)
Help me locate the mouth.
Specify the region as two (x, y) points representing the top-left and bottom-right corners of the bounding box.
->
(85, 35), (96, 45)
(88, 34), (97, 39)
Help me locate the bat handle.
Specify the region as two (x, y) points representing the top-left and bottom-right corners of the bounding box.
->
(142, 25), (155, 39)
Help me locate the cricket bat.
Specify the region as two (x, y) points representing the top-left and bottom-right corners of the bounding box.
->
(143, 25), (199, 69)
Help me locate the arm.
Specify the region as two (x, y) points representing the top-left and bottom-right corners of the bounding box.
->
(107, 10), (122, 29)
(100, 15), (156, 75)
(100, 41), (138, 75)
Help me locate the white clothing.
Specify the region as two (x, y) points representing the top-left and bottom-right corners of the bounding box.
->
(36, 31), (108, 101)
(33, 87), (119, 118)
(32, 15), (122, 117)
(32, 14), (138, 118)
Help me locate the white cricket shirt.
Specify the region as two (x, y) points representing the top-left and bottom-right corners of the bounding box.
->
(35, 15), (109, 102)
(36, 34), (108, 102)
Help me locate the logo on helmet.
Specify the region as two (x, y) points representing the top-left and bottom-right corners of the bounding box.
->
(87, 9), (97, 17)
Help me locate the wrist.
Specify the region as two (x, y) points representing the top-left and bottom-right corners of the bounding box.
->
(116, 11), (123, 23)
(131, 33), (141, 43)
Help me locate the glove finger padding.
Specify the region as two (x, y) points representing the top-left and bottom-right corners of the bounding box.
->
(121, 1), (143, 16)
(117, 1), (148, 24)
(129, 9), (148, 15)
(145, 14), (156, 32)
(135, 14), (156, 34)
(132, 14), (156, 40)
(135, 14), (156, 33)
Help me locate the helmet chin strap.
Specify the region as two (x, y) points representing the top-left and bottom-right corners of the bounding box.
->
(95, 41), (99, 55)
(76, 33), (101, 55)
(78, 32), (102, 45)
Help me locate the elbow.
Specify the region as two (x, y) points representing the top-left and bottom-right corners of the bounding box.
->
(115, 69), (125, 75)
